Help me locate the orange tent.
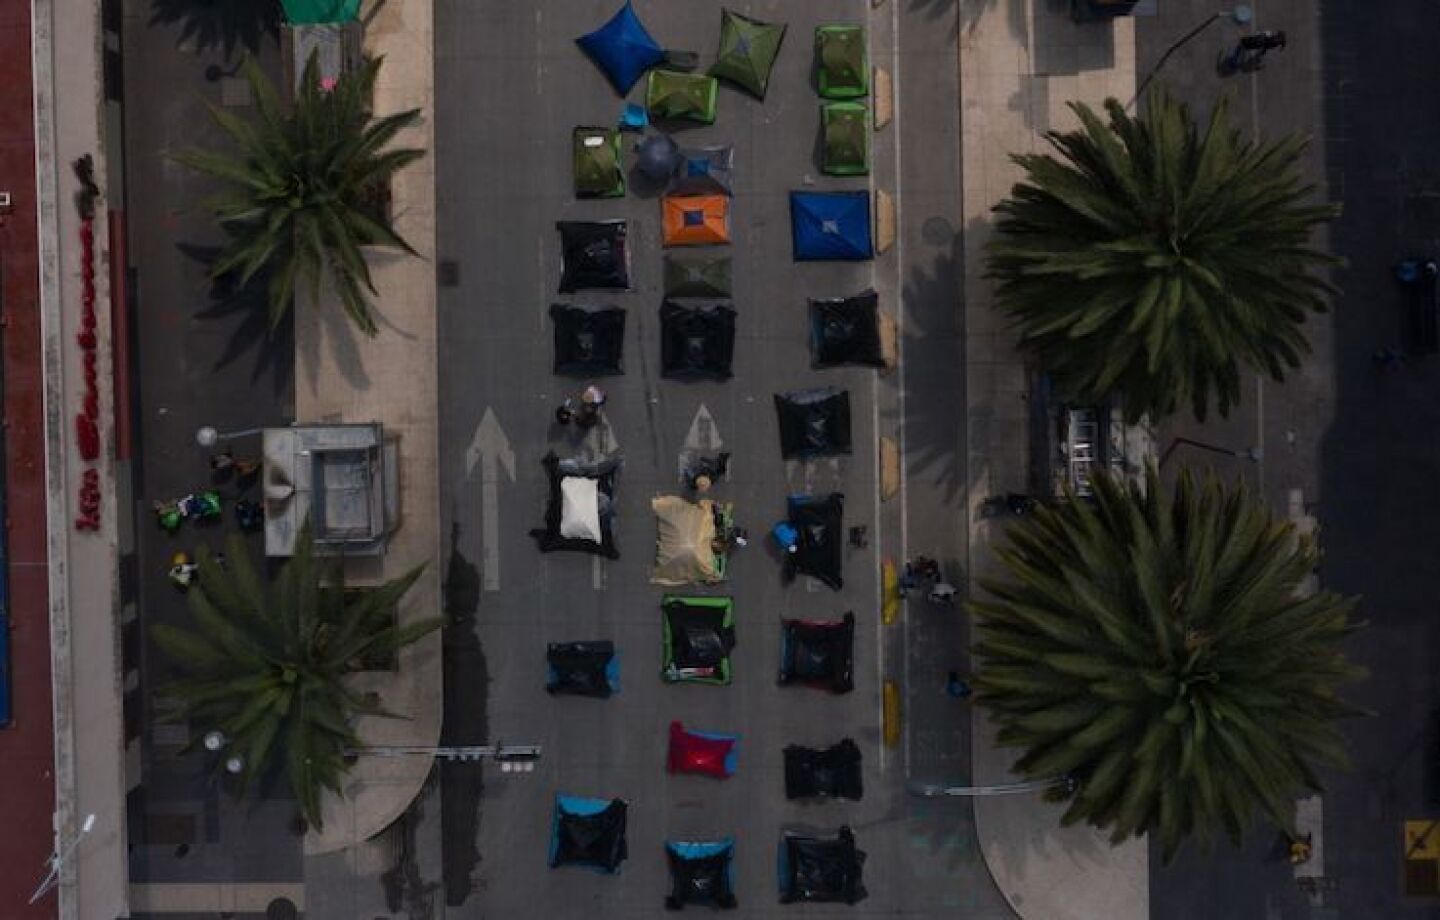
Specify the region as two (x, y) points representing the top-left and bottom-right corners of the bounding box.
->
(663, 194), (731, 246)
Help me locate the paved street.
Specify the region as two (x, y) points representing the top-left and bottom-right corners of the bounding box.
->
(431, 0), (1009, 916)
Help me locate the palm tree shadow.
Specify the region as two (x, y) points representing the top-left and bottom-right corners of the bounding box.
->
(177, 241), (295, 402)
(149, 0), (281, 57)
(909, 0), (964, 40)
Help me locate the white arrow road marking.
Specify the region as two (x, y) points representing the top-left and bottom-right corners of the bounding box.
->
(467, 408), (515, 592)
(678, 404), (724, 482)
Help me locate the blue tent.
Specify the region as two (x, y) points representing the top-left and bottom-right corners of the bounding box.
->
(576, 2), (666, 95)
(789, 191), (873, 261)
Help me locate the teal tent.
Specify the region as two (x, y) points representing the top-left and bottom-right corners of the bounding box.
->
(282, 0), (361, 24)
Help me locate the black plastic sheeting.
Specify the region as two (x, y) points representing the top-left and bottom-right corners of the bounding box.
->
(557, 220), (631, 293)
(783, 493), (844, 590)
(664, 598), (736, 671)
(551, 304), (626, 376)
(777, 612), (854, 693)
(530, 453), (621, 558)
(774, 388), (851, 459)
(665, 842), (738, 910)
(778, 826), (867, 904)
(546, 640), (617, 698)
(550, 799), (629, 872)
(661, 301), (736, 380)
(784, 739), (863, 800)
(809, 290), (885, 368)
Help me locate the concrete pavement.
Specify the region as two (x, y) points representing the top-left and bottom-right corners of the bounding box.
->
(957, 3), (1149, 919)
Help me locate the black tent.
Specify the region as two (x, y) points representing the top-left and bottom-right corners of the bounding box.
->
(530, 453), (621, 558)
(665, 839), (738, 910)
(662, 595), (737, 685)
(784, 739), (863, 800)
(777, 826), (867, 904)
(551, 304), (626, 376)
(777, 612), (854, 693)
(549, 795), (628, 873)
(661, 301), (736, 380)
(664, 252), (733, 298)
(784, 492), (844, 590)
(557, 220), (631, 293)
(774, 388), (851, 459)
(546, 640), (618, 698)
(809, 291), (885, 368)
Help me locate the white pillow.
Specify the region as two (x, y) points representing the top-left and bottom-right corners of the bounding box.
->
(560, 476), (603, 542)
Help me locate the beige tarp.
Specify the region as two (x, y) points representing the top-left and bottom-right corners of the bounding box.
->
(651, 495), (721, 585)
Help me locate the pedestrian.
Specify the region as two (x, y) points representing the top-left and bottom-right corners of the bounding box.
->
(235, 499), (263, 531)
(684, 452), (730, 491)
(928, 581), (959, 605)
(210, 448), (236, 472)
(168, 552), (198, 590)
(945, 671), (972, 699)
(1288, 832), (1313, 865)
(555, 397), (577, 425)
(577, 384), (606, 429)
(154, 499), (183, 533)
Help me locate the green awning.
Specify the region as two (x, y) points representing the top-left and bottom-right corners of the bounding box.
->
(709, 9), (787, 100)
(573, 127), (625, 198)
(281, 0), (361, 25)
(646, 70), (719, 125)
(821, 102), (870, 176)
(816, 25), (868, 99)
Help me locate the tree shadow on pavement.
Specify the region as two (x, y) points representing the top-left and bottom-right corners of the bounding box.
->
(178, 242), (295, 402)
(149, 0), (281, 57)
(909, 0), (963, 40)
(439, 520), (488, 907)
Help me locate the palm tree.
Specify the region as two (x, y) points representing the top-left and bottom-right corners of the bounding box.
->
(970, 468), (1364, 862)
(151, 527), (441, 828)
(987, 91), (1340, 422)
(174, 54), (424, 336)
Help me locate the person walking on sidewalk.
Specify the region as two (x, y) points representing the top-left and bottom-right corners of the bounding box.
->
(945, 671), (973, 699)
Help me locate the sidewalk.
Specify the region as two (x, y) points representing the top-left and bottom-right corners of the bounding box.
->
(959, 3), (1149, 919)
(298, 0), (443, 856)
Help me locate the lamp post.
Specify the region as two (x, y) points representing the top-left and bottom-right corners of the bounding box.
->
(195, 425), (264, 448)
(346, 743), (543, 772)
(1130, 6), (1254, 109)
(29, 813), (96, 904)
(1159, 436), (1262, 469)
(909, 776), (1076, 798)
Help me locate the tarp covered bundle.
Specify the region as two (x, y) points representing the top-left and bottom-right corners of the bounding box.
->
(666, 839), (738, 910)
(664, 252), (733, 298)
(672, 145), (735, 197)
(531, 453), (621, 558)
(777, 826), (867, 903)
(557, 220), (631, 292)
(709, 9), (787, 99)
(667, 721), (739, 778)
(809, 291), (884, 368)
(661, 302), (736, 380)
(783, 493), (844, 589)
(573, 127), (625, 198)
(551, 304), (626, 376)
(815, 25), (868, 99)
(651, 495), (725, 584)
(663, 194), (730, 246)
(774, 387), (851, 459)
(281, 0), (360, 24)
(784, 739), (863, 799)
(778, 612), (855, 692)
(549, 794), (629, 873)
(662, 595), (736, 684)
(790, 191), (872, 261)
(546, 641), (620, 698)
(647, 70), (719, 124)
(821, 102), (870, 176)
(575, 1), (665, 94)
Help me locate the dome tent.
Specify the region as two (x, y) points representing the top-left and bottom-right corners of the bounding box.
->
(575, 1), (665, 94)
(709, 9), (787, 99)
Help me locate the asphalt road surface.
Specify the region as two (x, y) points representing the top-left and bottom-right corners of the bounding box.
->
(432, 1), (1009, 917)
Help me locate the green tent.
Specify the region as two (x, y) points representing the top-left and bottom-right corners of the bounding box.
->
(646, 70), (719, 125)
(821, 102), (869, 176)
(573, 127), (625, 198)
(816, 25), (868, 99)
(281, 0), (361, 24)
(709, 9), (787, 100)
(664, 252), (733, 298)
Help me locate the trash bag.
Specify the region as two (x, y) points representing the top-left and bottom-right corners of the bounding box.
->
(549, 794), (629, 873)
(660, 301), (736, 380)
(557, 220), (631, 293)
(665, 839), (738, 910)
(777, 825), (867, 903)
(774, 388), (851, 459)
(531, 453), (621, 558)
(546, 641), (620, 698)
(809, 291), (884, 368)
(778, 612), (855, 693)
(783, 493), (844, 590)
(784, 739), (863, 800)
(551, 304), (626, 376)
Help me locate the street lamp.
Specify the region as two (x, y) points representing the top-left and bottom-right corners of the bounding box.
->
(909, 776), (1076, 798)
(1159, 436), (1262, 469)
(29, 813), (96, 904)
(1129, 6), (1254, 108)
(195, 425), (264, 448)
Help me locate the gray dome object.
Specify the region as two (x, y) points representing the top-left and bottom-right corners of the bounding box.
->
(635, 133), (682, 181)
